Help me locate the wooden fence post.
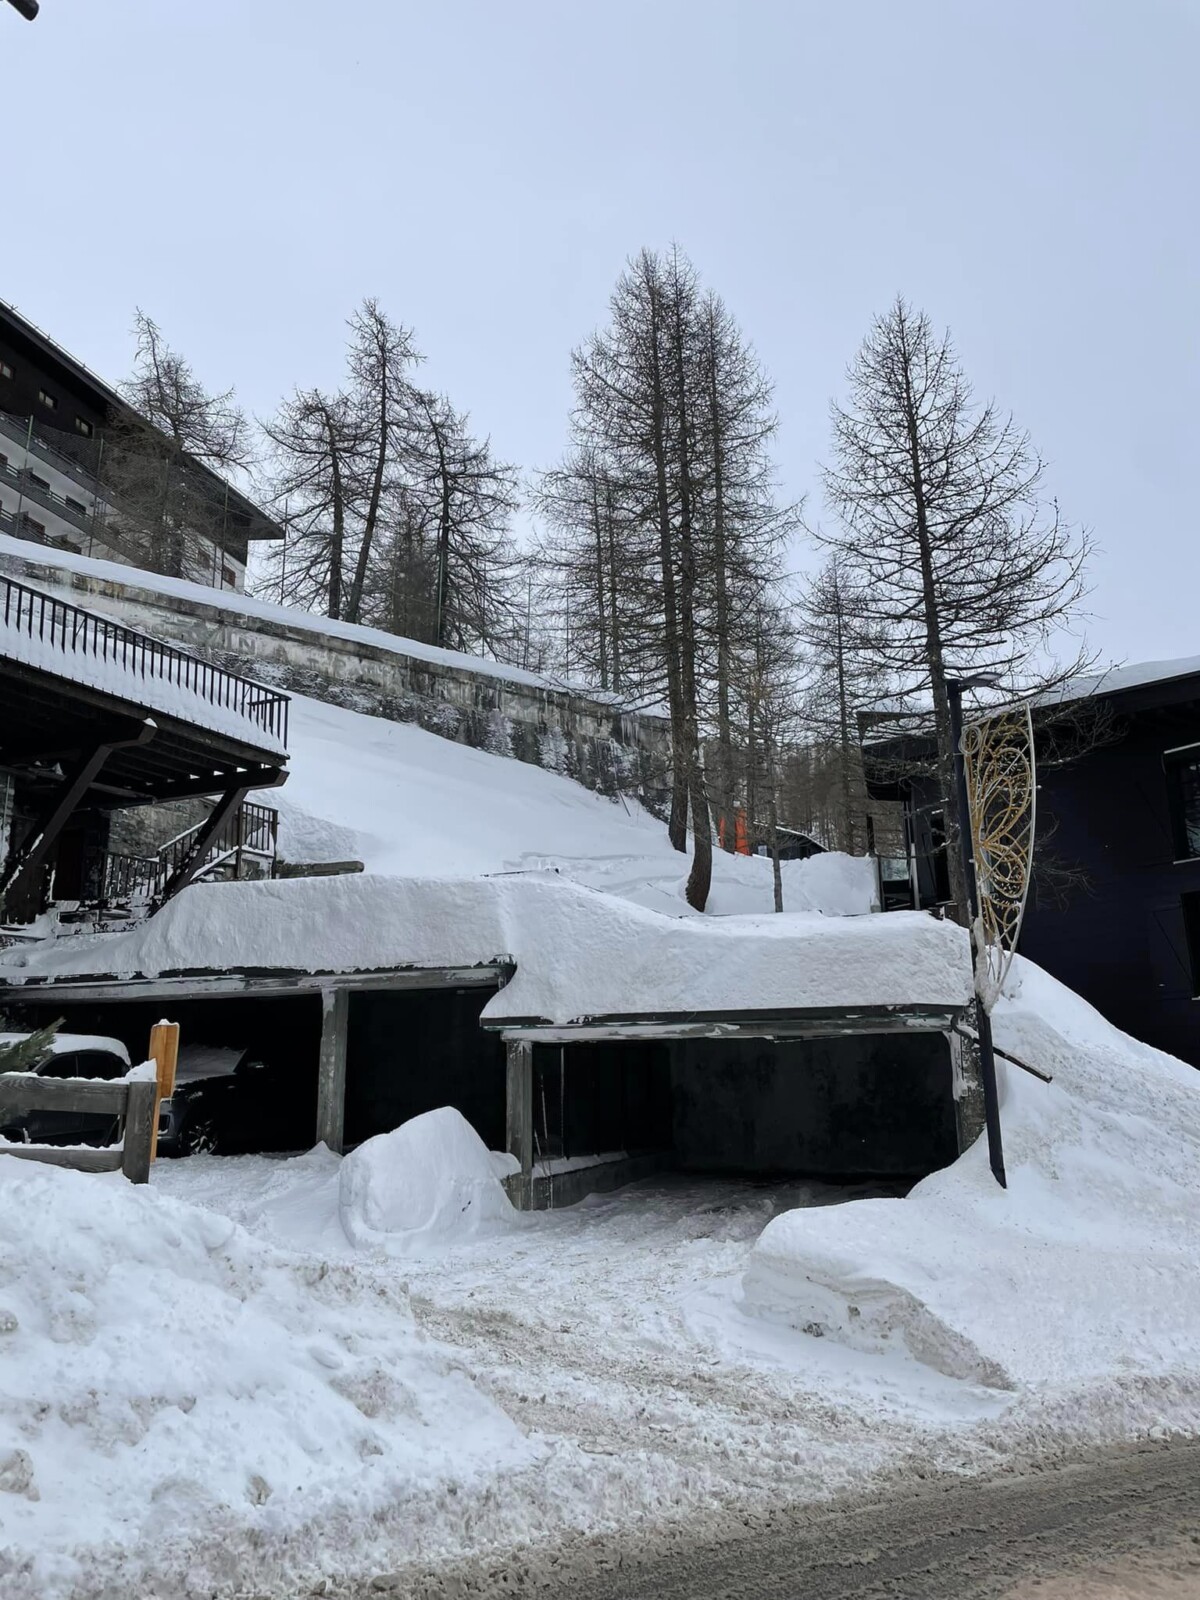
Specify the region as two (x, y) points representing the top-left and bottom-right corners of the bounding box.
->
(148, 1020), (180, 1162)
(121, 1077), (157, 1184)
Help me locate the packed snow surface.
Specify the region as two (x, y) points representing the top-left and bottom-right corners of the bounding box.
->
(338, 1108), (518, 1250)
(4, 966), (1200, 1598)
(0, 873), (973, 1021)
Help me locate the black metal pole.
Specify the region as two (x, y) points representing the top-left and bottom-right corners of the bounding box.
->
(946, 679), (1007, 1189)
(5, 1), (40, 20)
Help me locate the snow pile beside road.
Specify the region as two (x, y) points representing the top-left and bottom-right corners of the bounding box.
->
(339, 1108), (518, 1250)
(744, 956), (1200, 1394)
(0, 1160), (536, 1600)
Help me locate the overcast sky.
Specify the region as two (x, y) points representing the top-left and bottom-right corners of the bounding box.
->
(5, 0), (1195, 666)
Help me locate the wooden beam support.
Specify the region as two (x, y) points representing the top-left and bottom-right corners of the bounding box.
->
(157, 783), (251, 904)
(505, 1037), (534, 1210)
(0, 718), (155, 914)
(315, 987), (349, 1154)
(947, 1028), (987, 1154)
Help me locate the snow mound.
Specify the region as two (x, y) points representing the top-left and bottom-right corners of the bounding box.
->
(339, 1107), (518, 1250)
(743, 956), (1200, 1395)
(0, 1160), (533, 1600)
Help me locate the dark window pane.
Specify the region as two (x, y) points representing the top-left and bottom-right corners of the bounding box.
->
(1168, 757), (1200, 859)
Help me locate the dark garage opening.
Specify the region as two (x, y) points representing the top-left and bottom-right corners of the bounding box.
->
(344, 987), (508, 1150)
(10, 993), (322, 1153)
(527, 1032), (958, 1183)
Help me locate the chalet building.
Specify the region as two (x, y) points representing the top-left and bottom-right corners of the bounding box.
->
(0, 300), (281, 592)
(865, 659), (1200, 1070)
(0, 568), (289, 926)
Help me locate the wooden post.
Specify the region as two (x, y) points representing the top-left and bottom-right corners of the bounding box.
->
(505, 1037), (534, 1210)
(316, 987), (349, 1153)
(947, 1027), (986, 1155)
(121, 1077), (157, 1185)
(148, 1020), (180, 1162)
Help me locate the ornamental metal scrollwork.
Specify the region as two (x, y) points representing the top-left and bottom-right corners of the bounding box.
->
(960, 705), (1037, 1012)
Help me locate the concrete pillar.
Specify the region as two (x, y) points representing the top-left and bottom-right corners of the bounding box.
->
(505, 1037), (534, 1210)
(948, 1025), (986, 1154)
(316, 987), (349, 1153)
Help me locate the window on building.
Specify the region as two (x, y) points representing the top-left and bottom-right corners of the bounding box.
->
(23, 516), (45, 538)
(27, 473), (50, 493)
(37, 388), (58, 411)
(1181, 892), (1200, 997)
(74, 417), (93, 437)
(222, 565), (237, 588)
(1165, 752), (1200, 860)
(65, 496), (88, 517)
(0, 362), (12, 380)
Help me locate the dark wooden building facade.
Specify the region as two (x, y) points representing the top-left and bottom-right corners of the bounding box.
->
(866, 660), (1200, 1069)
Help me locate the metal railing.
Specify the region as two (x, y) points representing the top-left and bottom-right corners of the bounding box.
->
(100, 800), (279, 907)
(0, 571), (289, 748)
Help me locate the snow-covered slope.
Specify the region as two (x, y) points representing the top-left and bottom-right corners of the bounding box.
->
(276, 691), (876, 917)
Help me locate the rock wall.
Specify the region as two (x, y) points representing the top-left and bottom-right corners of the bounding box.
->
(0, 546), (672, 806)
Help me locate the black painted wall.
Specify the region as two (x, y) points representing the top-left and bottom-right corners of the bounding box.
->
(1019, 698), (1200, 1068)
(669, 1034), (957, 1177)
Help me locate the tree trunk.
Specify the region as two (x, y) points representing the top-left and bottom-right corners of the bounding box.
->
(900, 348), (969, 922)
(647, 289), (688, 853)
(707, 334), (737, 853)
(344, 367), (390, 626)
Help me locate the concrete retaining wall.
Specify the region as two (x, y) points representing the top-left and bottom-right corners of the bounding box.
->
(0, 545), (671, 805)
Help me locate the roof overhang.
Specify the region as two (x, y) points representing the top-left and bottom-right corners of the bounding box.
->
(0, 963), (510, 1006)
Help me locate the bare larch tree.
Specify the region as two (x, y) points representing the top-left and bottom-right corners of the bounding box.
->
(818, 296), (1092, 921)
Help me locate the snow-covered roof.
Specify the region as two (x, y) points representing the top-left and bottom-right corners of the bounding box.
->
(1048, 655), (1200, 704)
(0, 874), (974, 1024)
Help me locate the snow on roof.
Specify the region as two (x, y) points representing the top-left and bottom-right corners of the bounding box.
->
(0, 874), (974, 1023)
(0, 536), (663, 715)
(1048, 655), (1200, 704)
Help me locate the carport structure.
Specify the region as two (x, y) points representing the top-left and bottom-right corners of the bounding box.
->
(0, 873), (983, 1204)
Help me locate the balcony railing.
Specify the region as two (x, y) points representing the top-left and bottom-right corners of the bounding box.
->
(1, 571), (289, 749)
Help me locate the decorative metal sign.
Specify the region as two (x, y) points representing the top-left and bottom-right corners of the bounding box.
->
(961, 705), (1037, 1011)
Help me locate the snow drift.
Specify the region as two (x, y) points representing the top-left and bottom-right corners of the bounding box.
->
(744, 956), (1200, 1394)
(338, 1107), (518, 1250)
(0, 1160), (535, 1600)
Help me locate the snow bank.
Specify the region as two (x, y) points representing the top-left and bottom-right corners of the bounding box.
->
(338, 1108), (518, 1250)
(0, 872), (973, 1021)
(743, 956), (1200, 1395)
(0, 1159), (535, 1600)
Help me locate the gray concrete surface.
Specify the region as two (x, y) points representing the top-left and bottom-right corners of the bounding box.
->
(349, 1437), (1200, 1599)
